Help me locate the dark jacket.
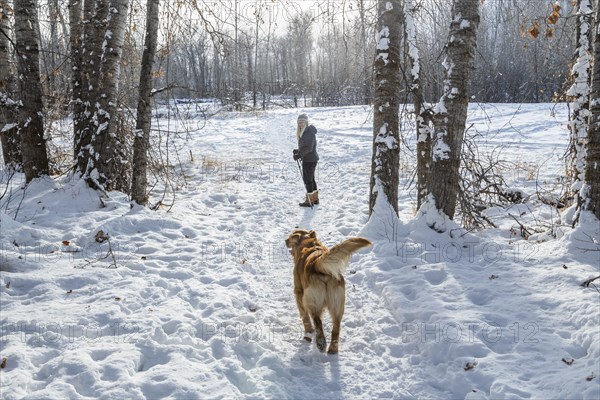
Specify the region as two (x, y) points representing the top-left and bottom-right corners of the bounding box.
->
(297, 125), (319, 162)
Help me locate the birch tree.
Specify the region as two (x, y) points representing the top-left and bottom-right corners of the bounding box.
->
(566, 0), (592, 210)
(73, 0), (97, 174)
(14, 0), (48, 182)
(75, 0), (130, 192)
(426, 0), (479, 228)
(404, 0), (433, 211)
(584, 0), (600, 220)
(68, 0), (84, 162)
(0, 0), (21, 167)
(131, 0), (159, 205)
(368, 0), (402, 217)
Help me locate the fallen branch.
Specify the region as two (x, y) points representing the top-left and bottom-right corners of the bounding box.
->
(508, 213), (533, 239)
(581, 275), (600, 288)
(77, 235), (118, 269)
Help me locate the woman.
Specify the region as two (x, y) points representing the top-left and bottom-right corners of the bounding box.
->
(293, 113), (319, 207)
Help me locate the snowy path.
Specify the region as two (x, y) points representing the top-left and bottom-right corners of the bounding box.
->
(165, 109), (414, 398)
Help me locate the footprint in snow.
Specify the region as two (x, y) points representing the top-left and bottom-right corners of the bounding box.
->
(423, 269), (448, 286)
(467, 289), (494, 306)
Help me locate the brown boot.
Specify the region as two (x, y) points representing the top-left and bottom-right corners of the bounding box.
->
(299, 193), (312, 207)
(309, 190), (319, 205)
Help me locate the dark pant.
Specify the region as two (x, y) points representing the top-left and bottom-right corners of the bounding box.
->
(302, 161), (318, 193)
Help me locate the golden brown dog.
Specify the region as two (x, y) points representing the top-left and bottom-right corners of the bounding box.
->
(285, 229), (372, 354)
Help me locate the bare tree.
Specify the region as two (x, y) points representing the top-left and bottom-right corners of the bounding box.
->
(75, 0), (130, 192)
(0, 0), (21, 167)
(73, 0), (96, 168)
(369, 0), (402, 217)
(359, 0), (373, 104)
(45, 0), (67, 99)
(567, 0), (592, 210)
(131, 0), (160, 205)
(251, 1), (263, 109)
(584, 0), (600, 219)
(69, 1), (575, 110)
(287, 11), (314, 105)
(91, 0), (131, 192)
(14, 0), (49, 182)
(426, 0), (479, 226)
(68, 0), (83, 160)
(404, 0), (433, 211)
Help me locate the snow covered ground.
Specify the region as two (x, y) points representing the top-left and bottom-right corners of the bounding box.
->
(0, 103), (598, 399)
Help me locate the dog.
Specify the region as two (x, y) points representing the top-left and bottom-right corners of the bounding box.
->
(285, 229), (372, 354)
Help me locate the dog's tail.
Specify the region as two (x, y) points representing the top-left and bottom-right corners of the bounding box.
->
(315, 237), (372, 280)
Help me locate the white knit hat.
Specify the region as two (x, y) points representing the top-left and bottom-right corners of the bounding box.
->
(296, 114), (308, 139)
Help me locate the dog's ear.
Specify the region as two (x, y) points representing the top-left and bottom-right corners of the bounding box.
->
(308, 230), (317, 238)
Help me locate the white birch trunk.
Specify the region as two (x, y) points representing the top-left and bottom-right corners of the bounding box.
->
(583, 0), (600, 220)
(76, 0), (130, 192)
(426, 0), (479, 227)
(567, 0), (592, 209)
(404, 0), (433, 212)
(369, 0), (402, 217)
(14, 0), (49, 182)
(0, 0), (21, 166)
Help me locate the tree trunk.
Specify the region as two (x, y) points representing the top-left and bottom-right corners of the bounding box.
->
(47, 0), (60, 96)
(359, 0), (371, 105)
(427, 0), (479, 225)
(233, 1), (241, 110)
(131, 0), (159, 205)
(253, 9), (260, 110)
(0, 0), (21, 167)
(585, 0), (600, 219)
(74, 0), (96, 165)
(368, 0), (402, 217)
(404, 0), (433, 212)
(91, 0), (130, 192)
(76, 0), (130, 192)
(68, 0), (84, 163)
(14, 0), (49, 182)
(566, 0), (592, 208)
